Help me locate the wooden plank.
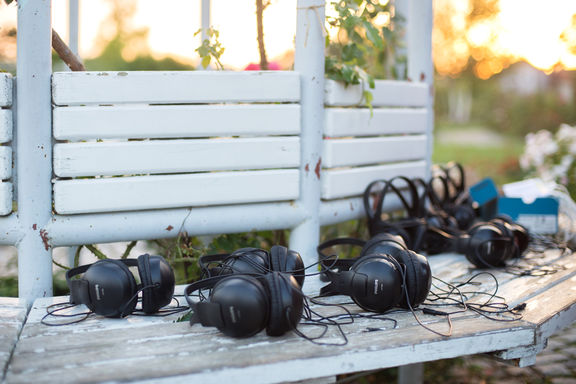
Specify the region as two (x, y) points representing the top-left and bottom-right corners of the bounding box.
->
(53, 104), (301, 140)
(52, 71), (300, 106)
(324, 79), (428, 108)
(324, 108), (427, 137)
(0, 74), (12, 107)
(0, 110), (12, 143)
(0, 297), (27, 381)
(54, 137), (300, 177)
(322, 135), (427, 168)
(321, 160), (427, 199)
(0, 146), (11, 180)
(0, 182), (13, 216)
(53, 170), (299, 214)
(8, 303), (535, 384)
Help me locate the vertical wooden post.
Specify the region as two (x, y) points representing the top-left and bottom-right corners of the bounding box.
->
(406, 0), (434, 179)
(291, 0), (325, 267)
(68, 0), (80, 55)
(16, 0), (54, 302)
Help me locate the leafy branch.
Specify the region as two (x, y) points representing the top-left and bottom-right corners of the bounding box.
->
(325, 0), (401, 109)
(194, 27), (225, 70)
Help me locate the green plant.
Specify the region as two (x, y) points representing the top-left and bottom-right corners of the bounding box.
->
(194, 27), (225, 70)
(325, 0), (402, 110)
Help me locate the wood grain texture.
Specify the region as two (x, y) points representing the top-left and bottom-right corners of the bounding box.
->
(324, 79), (428, 107)
(0, 74), (12, 107)
(322, 135), (427, 167)
(0, 110), (13, 143)
(54, 137), (300, 177)
(53, 170), (299, 214)
(6, 251), (576, 384)
(321, 160), (427, 199)
(52, 71), (300, 106)
(324, 108), (427, 137)
(53, 104), (301, 140)
(0, 297), (27, 381)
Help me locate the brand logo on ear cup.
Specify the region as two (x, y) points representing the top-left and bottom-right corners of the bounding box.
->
(229, 305), (240, 324)
(94, 284), (103, 301)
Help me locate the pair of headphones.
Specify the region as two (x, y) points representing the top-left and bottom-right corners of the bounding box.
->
(198, 245), (305, 287)
(363, 176), (427, 252)
(66, 254), (175, 318)
(185, 271), (303, 338)
(317, 233), (432, 313)
(426, 216), (530, 268)
(428, 163), (476, 230)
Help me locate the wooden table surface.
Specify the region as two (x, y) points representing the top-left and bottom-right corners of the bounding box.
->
(4, 249), (576, 384)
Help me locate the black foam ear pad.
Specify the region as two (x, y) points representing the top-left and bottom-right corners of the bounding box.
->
(349, 255), (403, 312)
(138, 254), (175, 314)
(269, 245), (305, 287)
(84, 259), (138, 318)
(209, 275), (269, 338)
(393, 250), (431, 309)
(263, 272), (303, 336)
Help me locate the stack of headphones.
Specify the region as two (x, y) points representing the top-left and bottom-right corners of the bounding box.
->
(184, 245), (305, 338)
(363, 163), (531, 269)
(317, 233), (432, 313)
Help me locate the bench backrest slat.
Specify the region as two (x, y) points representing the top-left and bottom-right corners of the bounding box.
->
(0, 74), (13, 216)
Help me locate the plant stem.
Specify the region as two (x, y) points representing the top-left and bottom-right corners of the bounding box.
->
(52, 28), (85, 71)
(256, 0), (268, 70)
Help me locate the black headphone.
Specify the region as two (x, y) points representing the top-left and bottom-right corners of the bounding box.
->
(317, 233), (431, 313)
(431, 163), (476, 230)
(426, 216), (530, 268)
(185, 271), (303, 338)
(198, 245), (305, 287)
(66, 254), (175, 318)
(363, 176), (427, 251)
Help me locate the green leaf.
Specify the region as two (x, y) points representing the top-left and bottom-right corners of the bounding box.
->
(201, 56), (211, 69)
(362, 20), (383, 48)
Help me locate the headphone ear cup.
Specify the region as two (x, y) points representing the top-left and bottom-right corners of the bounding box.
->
(270, 245), (305, 287)
(209, 275), (269, 338)
(138, 254), (175, 314)
(464, 223), (513, 268)
(264, 272), (303, 336)
(367, 222), (413, 250)
(361, 233), (408, 261)
(451, 204), (476, 230)
(222, 248), (270, 275)
(391, 250), (431, 309)
(349, 255), (403, 312)
(84, 260), (138, 318)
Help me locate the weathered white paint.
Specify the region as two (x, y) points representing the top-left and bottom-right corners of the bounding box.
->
(0, 73), (12, 107)
(54, 137), (300, 177)
(289, 0), (325, 267)
(53, 104), (301, 140)
(54, 170), (300, 214)
(68, 0), (79, 55)
(322, 135), (427, 167)
(324, 108), (427, 137)
(0, 297), (27, 380)
(324, 79), (428, 107)
(52, 71), (301, 106)
(0, 147), (12, 180)
(47, 203), (307, 246)
(0, 181), (13, 216)
(0, 110), (14, 143)
(16, 0), (54, 301)
(321, 160), (427, 199)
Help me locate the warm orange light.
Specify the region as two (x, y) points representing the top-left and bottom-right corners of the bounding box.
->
(434, 0), (576, 78)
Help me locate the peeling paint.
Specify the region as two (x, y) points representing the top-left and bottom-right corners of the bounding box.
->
(314, 158), (322, 179)
(118, 72), (128, 77)
(39, 229), (50, 251)
(420, 72), (426, 82)
(166, 225), (174, 231)
(32, 224), (37, 230)
(305, 164), (309, 173)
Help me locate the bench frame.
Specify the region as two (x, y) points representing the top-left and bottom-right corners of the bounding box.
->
(3, 0), (433, 304)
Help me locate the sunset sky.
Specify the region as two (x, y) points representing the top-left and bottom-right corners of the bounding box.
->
(0, 0), (576, 76)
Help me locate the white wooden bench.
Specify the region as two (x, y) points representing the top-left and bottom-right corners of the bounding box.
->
(5, 250), (576, 383)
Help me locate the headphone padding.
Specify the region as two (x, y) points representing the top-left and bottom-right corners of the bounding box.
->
(85, 259), (137, 317)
